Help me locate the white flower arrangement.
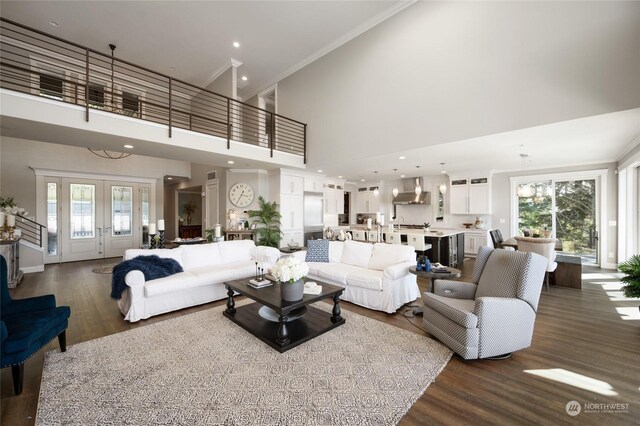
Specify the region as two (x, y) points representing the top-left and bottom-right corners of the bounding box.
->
(271, 257), (309, 284)
(0, 197), (27, 217)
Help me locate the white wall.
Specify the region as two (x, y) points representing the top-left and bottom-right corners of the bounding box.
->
(0, 136), (191, 220)
(277, 1), (640, 167)
(225, 169), (269, 226)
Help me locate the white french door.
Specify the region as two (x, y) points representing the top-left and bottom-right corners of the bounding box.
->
(42, 175), (153, 263)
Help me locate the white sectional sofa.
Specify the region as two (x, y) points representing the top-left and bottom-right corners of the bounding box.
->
(292, 240), (419, 313)
(118, 240), (281, 322)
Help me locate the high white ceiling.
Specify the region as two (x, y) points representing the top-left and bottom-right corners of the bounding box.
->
(1, 1), (638, 180)
(0, 0), (411, 99)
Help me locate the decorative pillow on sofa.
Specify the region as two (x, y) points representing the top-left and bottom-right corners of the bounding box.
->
(340, 240), (374, 268)
(306, 239), (330, 263)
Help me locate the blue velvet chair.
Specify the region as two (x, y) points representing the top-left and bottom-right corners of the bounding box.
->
(1, 255), (70, 394)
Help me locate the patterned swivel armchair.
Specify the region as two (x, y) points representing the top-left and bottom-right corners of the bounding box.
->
(422, 246), (547, 360)
(0, 255), (70, 394)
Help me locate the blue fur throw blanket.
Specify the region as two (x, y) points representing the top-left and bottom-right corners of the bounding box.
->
(111, 255), (183, 300)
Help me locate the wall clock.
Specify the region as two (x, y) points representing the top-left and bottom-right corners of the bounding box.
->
(229, 182), (255, 208)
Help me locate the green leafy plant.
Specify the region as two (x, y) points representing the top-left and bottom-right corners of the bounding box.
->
(423, 222), (431, 229)
(618, 255), (640, 299)
(248, 196), (282, 248)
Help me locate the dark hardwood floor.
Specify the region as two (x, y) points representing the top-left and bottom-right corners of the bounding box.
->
(2, 258), (638, 425)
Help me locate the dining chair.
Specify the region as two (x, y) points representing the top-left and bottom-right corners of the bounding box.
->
(490, 229), (515, 251)
(352, 229), (367, 242)
(385, 232), (402, 244)
(514, 236), (557, 291)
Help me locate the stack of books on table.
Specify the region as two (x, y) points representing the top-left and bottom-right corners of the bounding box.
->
(248, 279), (273, 289)
(303, 282), (322, 295)
(432, 267), (450, 273)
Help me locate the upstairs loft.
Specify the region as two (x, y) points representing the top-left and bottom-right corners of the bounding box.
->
(0, 18), (307, 168)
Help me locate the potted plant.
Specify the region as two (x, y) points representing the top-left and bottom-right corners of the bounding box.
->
(183, 202), (197, 225)
(423, 222), (431, 231)
(248, 196), (282, 248)
(619, 255), (640, 304)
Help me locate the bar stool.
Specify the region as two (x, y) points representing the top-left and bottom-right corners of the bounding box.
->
(407, 234), (431, 258)
(367, 230), (379, 242)
(386, 232), (402, 244)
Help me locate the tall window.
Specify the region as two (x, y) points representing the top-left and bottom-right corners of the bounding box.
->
(47, 182), (58, 255)
(516, 178), (597, 262)
(70, 184), (95, 238)
(39, 74), (63, 100)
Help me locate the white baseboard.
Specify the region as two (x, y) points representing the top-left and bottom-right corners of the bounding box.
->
(600, 262), (618, 271)
(21, 265), (44, 274)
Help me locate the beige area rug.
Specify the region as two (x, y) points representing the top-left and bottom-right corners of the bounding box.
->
(36, 301), (452, 425)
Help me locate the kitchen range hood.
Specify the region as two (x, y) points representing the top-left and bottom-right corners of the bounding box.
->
(393, 177), (431, 205)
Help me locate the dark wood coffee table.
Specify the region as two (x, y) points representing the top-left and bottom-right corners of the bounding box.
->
(223, 278), (345, 353)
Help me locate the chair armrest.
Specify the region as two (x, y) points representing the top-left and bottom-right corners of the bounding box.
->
(254, 246), (281, 264)
(2, 294), (57, 316)
(384, 261), (413, 280)
(1, 320), (7, 343)
(433, 280), (477, 299)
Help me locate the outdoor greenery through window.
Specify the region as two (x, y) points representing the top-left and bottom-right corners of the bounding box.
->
(517, 179), (597, 263)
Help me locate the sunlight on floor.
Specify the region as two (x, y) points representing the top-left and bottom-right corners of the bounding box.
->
(581, 273), (623, 280)
(616, 307), (640, 320)
(524, 368), (618, 396)
(591, 281), (624, 290)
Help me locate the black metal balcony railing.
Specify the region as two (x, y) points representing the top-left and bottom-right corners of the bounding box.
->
(15, 214), (45, 248)
(0, 18), (307, 161)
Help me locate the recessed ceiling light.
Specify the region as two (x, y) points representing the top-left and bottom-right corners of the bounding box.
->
(241, 76), (248, 81)
(123, 144), (133, 149)
(49, 21), (59, 27)
(167, 177), (173, 180)
(400, 174), (405, 178)
(317, 169), (323, 173)
(361, 179), (365, 182)
(233, 41), (240, 48)
(338, 176), (343, 179)
(169, 67), (175, 71)
(399, 156), (406, 160)
(227, 160), (235, 164)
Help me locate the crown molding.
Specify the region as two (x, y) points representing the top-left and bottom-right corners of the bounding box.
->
(202, 58), (243, 88)
(242, 0), (416, 100)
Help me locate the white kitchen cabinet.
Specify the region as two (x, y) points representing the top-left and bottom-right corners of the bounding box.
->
(356, 186), (381, 213)
(280, 194), (303, 231)
(464, 230), (490, 257)
(450, 177), (491, 214)
(323, 181), (345, 214)
(281, 174), (304, 195)
(304, 177), (323, 193)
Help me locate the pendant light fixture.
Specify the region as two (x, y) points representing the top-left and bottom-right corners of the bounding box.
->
(109, 43), (116, 112)
(516, 154), (533, 197)
(439, 162), (447, 194)
(414, 166), (422, 196)
(392, 169), (399, 198)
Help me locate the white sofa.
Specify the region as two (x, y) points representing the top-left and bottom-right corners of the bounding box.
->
(292, 240), (419, 313)
(117, 240), (280, 322)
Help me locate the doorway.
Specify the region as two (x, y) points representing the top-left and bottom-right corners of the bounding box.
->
(40, 174), (154, 263)
(513, 175), (601, 265)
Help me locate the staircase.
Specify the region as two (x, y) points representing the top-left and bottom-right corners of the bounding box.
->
(14, 215), (46, 273)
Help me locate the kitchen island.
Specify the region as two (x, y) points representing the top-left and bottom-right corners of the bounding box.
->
(348, 225), (465, 268)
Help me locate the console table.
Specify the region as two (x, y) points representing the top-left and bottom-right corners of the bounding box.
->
(0, 239), (23, 288)
(225, 230), (254, 241)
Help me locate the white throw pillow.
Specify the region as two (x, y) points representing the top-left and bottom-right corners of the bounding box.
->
(340, 240), (374, 269)
(368, 243), (414, 271)
(328, 241), (344, 263)
(218, 240), (256, 263)
(124, 248), (184, 267)
(180, 244), (223, 270)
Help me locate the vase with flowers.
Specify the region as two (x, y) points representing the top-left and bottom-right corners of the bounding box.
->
(271, 257), (309, 301)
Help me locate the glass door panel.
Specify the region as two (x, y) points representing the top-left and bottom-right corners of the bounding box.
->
(112, 186), (133, 236)
(516, 181), (552, 236)
(555, 179), (597, 263)
(141, 187), (150, 246)
(47, 182), (58, 256)
(70, 183), (96, 239)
